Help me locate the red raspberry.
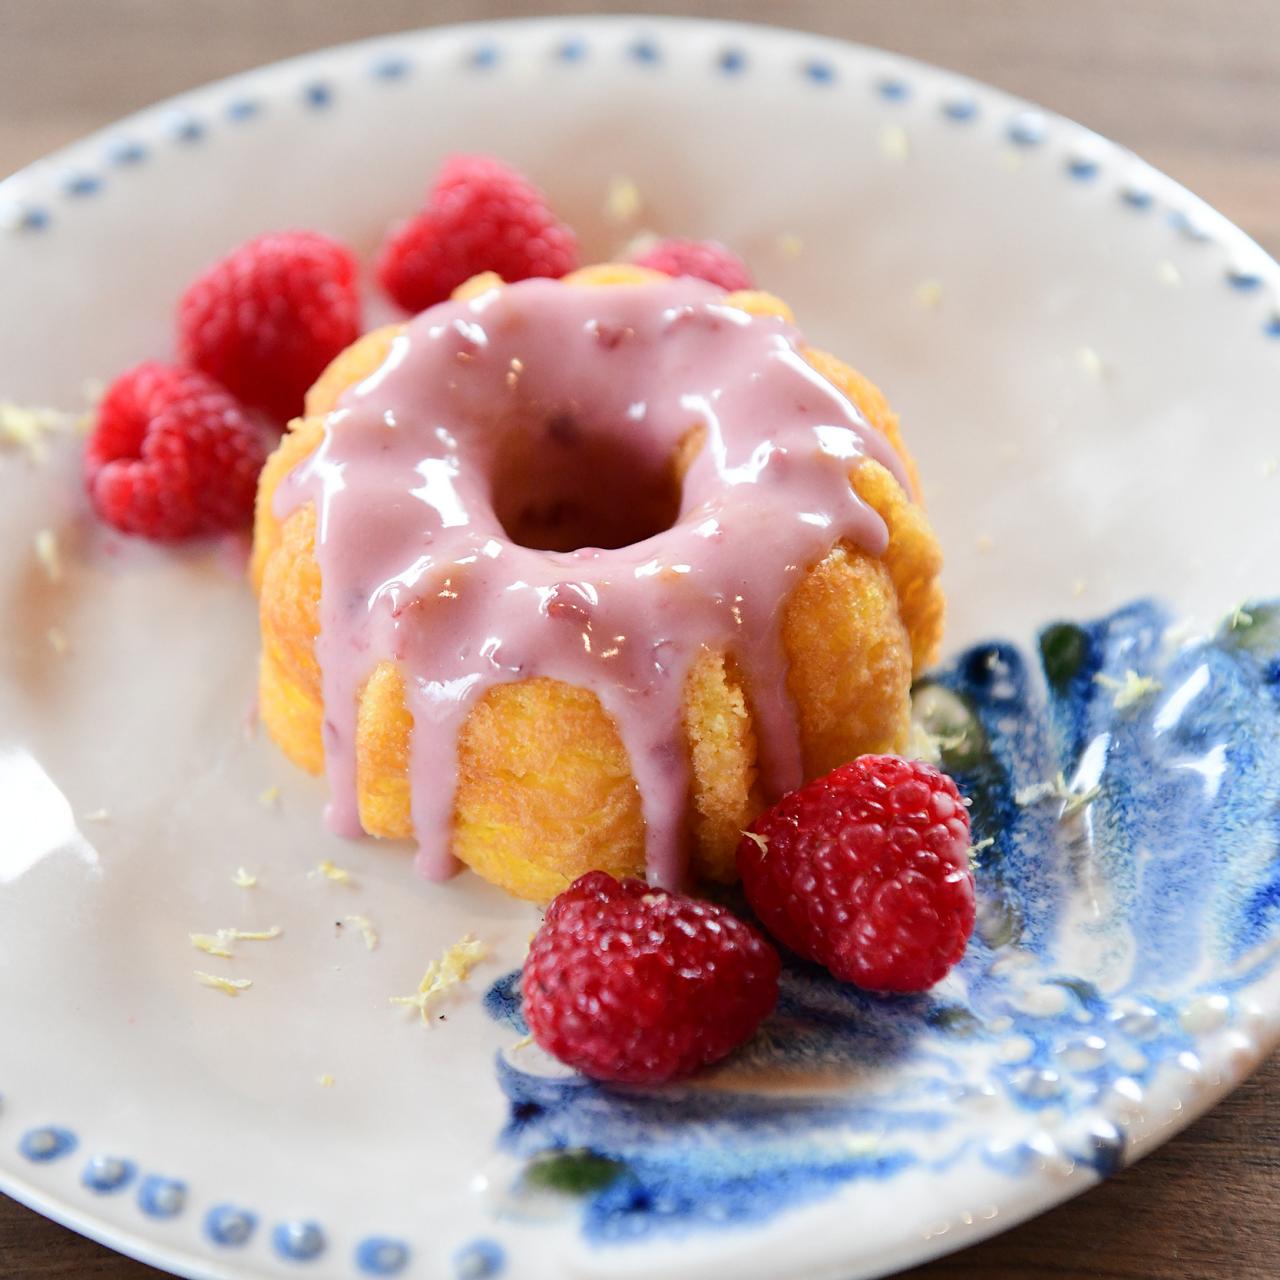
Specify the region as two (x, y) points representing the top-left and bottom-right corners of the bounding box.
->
(375, 154), (579, 313)
(522, 871), (779, 1083)
(84, 362), (268, 540)
(177, 230), (360, 423)
(633, 238), (753, 291)
(738, 756), (974, 993)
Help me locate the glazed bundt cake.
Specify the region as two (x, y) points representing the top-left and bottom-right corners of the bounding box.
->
(251, 264), (944, 901)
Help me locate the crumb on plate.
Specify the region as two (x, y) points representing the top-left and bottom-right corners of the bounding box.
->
(390, 933), (487, 1025)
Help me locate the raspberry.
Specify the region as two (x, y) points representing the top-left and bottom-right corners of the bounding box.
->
(633, 238), (753, 291)
(522, 871), (779, 1083)
(738, 756), (974, 993)
(178, 230), (360, 423)
(84, 362), (268, 540)
(376, 154), (579, 313)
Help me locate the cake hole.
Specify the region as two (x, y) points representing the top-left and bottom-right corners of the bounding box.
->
(492, 412), (684, 552)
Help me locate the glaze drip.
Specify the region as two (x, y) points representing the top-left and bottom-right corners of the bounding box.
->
(276, 276), (910, 888)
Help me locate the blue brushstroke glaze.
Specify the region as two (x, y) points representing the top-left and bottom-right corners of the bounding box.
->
(487, 600), (1280, 1242)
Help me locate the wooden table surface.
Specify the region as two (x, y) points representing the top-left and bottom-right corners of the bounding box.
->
(0, 2), (1276, 1277)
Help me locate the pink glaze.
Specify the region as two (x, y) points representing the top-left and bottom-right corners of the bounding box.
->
(275, 276), (911, 888)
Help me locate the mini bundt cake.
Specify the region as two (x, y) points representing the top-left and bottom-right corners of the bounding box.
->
(252, 264), (944, 902)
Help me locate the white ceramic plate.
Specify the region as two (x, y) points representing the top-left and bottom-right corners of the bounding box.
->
(2, 15), (1279, 1280)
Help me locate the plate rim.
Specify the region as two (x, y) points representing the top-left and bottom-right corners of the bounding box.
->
(1, 13), (1278, 1280)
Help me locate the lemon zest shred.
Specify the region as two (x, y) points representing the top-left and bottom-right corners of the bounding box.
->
(345, 914), (379, 951)
(194, 970), (252, 996)
(34, 529), (62, 582)
(232, 867), (258, 889)
(391, 934), (487, 1025)
(310, 858), (355, 886)
(1093, 670), (1162, 710)
(740, 830), (769, 857)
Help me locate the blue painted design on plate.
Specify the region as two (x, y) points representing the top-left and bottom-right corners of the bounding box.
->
(488, 600), (1280, 1242)
(206, 1203), (258, 1247)
(470, 45), (500, 70)
(1067, 154), (1099, 180)
(1121, 183), (1154, 209)
(372, 56), (411, 81)
(941, 96), (978, 121)
(81, 1154), (136, 1193)
(163, 111), (203, 143)
(62, 171), (101, 198)
(19, 1126), (76, 1162)
(627, 39), (660, 65)
(226, 98), (262, 122)
(105, 137), (147, 167)
(803, 59), (836, 84)
(876, 77), (910, 101)
(718, 48), (747, 75)
(556, 38), (587, 63)
(274, 1219), (326, 1262)
(138, 1175), (186, 1218)
(454, 1237), (506, 1278)
(303, 82), (333, 109)
(1007, 110), (1047, 145)
(356, 1236), (411, 1275)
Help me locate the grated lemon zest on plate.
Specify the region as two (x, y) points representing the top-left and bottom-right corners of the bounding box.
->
(1156, 259), (1183, 288)
(317, 1073), (335, 1088)
(511, 1034), (534, 1052)
(604, 175), (641, 223)
(0, 402), (82, 463)
(83, 808), (110, 823)
(34, 529), (62, 582)
(310, 858), (355, 886)
(1072, 579), (1087, 598)
(878, 123), (910, 161)
(740, 830), (769, 856)
(390, 934), (487, 1024)
(914, 279), (943, 310)
(258, 784), (281, 809)
(777, 232), (805, 259)
(1014, 772), (1101, 819)
(975, 533), (994, 552)
(1074, 346), (1108, 379)
(232, 867), (258, 889)
(191, 933), (234, 958)
(191, 925), (282, 958)
(1226, 604), (1254, 632)
(1094, 670), (1162, 710)
(46, 626), (69, 654)
(1262, 458), (1279, 480)
(345, 914), (379, 951)
(968, 836), (996, 871)
(195, 970), (252, 996)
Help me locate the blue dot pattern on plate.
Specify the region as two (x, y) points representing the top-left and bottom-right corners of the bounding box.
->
(303, 82), (333, 108)
(486, 598), (1280, 1242)
(1008, 110), (1047, 145)
(454, 1238), (506, 1279)
(556, 38), (587, 63)
(372, 56), (411, 80)
(206, 1204), (258, 1247)
(82, 1154), (136, 1193)
(138, 1175), (187, 1218)
(876, 76), (910, 101)
(274, 1220), (327, 1262)
(164, 111), (203, 143)
(19, 1126), (76, 1162)
(226, 98), (262, 122)
(356, 1236), (411, 1275)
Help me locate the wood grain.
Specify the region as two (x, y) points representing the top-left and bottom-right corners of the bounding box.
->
(0, 2), (1276, 1278)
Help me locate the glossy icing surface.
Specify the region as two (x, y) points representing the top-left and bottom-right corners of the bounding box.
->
(276, 277), (910, 884)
